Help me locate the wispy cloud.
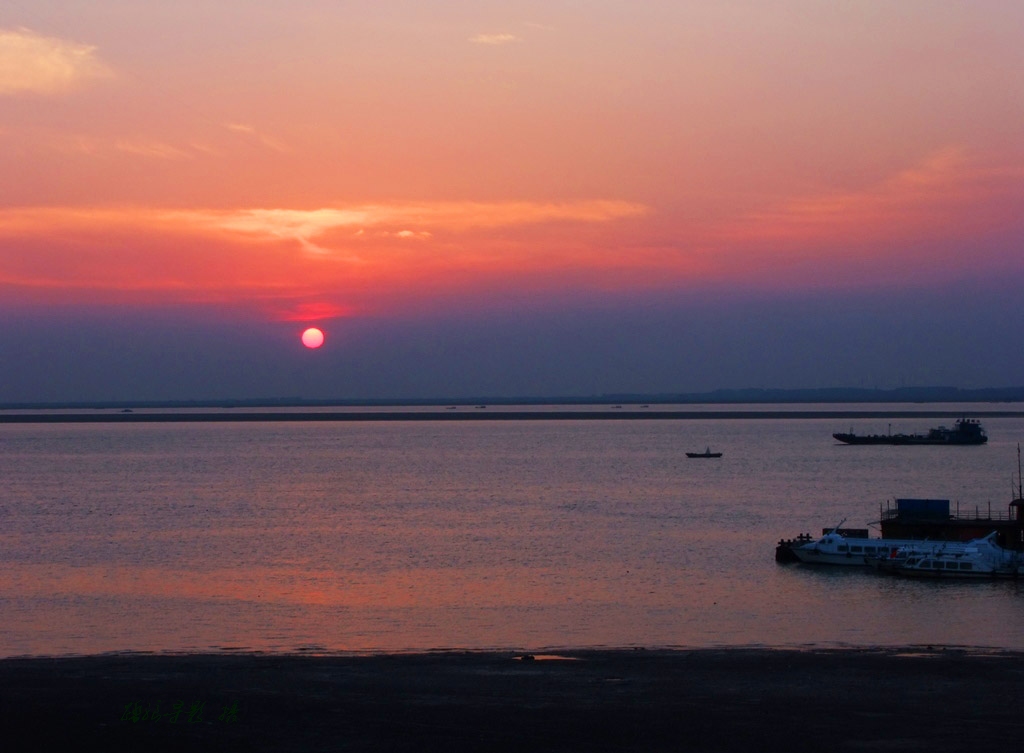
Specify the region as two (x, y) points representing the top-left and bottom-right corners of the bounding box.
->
(0, 200), (650, 313)
(0, 200), (648, 255)
(270, 301), (356, 322)
(115, 140), (192, 160)
(223, 122), (290, 153)
(28, 126), (280, 162)
(164, 201), (648, 254)
(469, 33), (521, 46)
(196, 207), (372, 255)
(728, 147), (992, 243)
(0, 27), (113, 95)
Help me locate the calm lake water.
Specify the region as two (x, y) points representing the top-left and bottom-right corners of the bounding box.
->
(2, 405), (1024, 656)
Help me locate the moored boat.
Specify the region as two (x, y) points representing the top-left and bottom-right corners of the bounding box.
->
(872, 532), (1024, 578)
(777, 445), (1024, 565)
(879, 496), (1024, 549)
(778, 522), (975, 567)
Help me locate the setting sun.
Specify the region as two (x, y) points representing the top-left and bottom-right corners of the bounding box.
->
(301, 327), (324, 349)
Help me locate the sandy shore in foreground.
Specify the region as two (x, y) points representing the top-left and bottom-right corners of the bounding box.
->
(3, 647), (1023, 752)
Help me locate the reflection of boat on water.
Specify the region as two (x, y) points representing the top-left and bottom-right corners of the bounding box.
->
(872, 532), (1024, 579)
(833, 417), (987, 445)
(686, 447), (722, 458)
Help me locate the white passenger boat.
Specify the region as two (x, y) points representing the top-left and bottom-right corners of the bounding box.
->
(874, 532), (1024, 579)
(785, 522), (973, 567)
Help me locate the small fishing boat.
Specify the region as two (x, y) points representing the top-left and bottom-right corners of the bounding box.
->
(686, 447), (722, 458)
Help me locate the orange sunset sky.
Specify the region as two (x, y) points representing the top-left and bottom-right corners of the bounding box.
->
(1, 1), (1023, 401)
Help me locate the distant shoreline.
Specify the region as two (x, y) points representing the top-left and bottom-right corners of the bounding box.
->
(3, 408), (1024, 423)
(2, 386), (1023, 412)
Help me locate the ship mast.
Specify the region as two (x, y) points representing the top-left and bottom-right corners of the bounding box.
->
(1013, 443), (1024, 534)
(1018, 443), (1023, 502)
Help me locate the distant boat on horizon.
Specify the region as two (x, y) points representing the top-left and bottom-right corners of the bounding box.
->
(686, 447), (722, 458)
(833, 417), (987, 445)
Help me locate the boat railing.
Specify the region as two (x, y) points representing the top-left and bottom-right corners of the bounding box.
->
(880, 505), (1015, 523)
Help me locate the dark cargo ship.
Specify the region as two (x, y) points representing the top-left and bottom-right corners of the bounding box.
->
(833, 417), (987, 445)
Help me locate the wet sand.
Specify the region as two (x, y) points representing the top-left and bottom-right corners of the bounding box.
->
(3, 647), (1023, 752)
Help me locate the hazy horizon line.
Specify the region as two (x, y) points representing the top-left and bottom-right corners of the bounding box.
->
(3, 386), (1023, 411)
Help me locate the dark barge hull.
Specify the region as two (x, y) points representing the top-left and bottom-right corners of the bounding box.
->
(832, 434), (987, 445)
(832, 418), (987, 445)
